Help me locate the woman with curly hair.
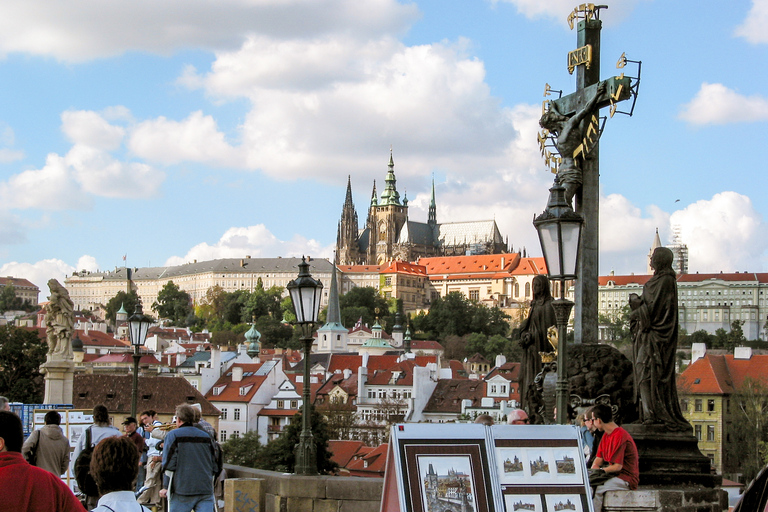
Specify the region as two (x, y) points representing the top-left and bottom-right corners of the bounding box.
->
(90, 436), (151, 512)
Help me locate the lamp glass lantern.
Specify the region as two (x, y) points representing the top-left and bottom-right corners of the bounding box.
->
(287, 257), (324, 326)
(128, 306), (152, 347)
(533, 179), (583, 281)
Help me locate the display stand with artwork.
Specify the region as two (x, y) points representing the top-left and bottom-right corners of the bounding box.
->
(381, 423), (593, 512)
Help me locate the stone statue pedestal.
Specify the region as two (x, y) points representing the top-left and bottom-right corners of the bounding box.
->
(41, 359), (75, 405)
(623, 424), (720, 488)
(604, 488), (728, 512)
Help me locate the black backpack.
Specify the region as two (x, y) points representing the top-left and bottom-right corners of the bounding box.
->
(74, 426), (99, 497)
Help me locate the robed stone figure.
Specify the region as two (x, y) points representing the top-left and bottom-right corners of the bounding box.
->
(629, 247), (689, 431)
(518, 275), (556, 416)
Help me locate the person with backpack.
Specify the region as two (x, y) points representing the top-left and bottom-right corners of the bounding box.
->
(73, 405), (121, 508)
(22, 410), (70, 476)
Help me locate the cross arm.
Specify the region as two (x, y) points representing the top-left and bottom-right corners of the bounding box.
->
(550, 76), (631, 117)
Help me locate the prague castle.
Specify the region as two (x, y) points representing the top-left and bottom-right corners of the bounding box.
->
(336, 152), (507, 265)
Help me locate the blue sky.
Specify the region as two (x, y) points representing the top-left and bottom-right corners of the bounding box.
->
(1, 0), (767, 295)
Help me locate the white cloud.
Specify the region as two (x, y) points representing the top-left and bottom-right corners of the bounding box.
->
(186, 37), (519, 181)
(165, 224), (333, 267)
(735, 0), (768, 44)
(66, 145), (165, 199)
(670, 192), (768, 273)
(129, 111), (241, 167)
(0, 153), (89, 210)
(61, 110), (126, 150)
(0, 259), (77, 297)
(679, 83), (768, 125)
(0, 123), (24, 162)
(0, 0), (417, 62)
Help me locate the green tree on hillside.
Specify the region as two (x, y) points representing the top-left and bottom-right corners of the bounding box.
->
(105, 290), (141, 326)
(153, 281), (193, 326)
(259, 408), (338, 474)
(338, 287), (390, 328)
(0, 326), (48, 403)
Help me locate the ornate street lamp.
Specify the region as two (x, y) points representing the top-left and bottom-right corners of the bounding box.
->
(287, 257), (323, 475)
(128, 303), (152, 418)
(533, 178), (583, 425)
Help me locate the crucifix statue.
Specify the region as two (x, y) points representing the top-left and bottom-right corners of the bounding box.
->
(537, 3), (640, 343)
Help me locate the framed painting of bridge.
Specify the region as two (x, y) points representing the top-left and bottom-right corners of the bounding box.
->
(381, 423), (592, 512)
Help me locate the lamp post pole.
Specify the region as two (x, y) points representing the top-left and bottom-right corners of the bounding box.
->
(296, 334), (316, 475)
(553, 281), (574, 425)
(131, 344), (141, 418)
(287, 257), (323, 476)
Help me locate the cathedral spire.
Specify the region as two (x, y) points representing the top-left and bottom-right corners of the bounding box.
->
(344, 175), (354, 208)
(370, 180), (378, 207)
(428, 176), (437, 225)
(379, 150), (401, 206)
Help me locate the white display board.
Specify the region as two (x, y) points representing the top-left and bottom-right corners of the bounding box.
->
(381, 423), (593, 512)
(30, 409), (94, 493)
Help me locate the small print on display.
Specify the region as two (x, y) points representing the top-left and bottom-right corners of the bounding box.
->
(417, 455), (476, 512)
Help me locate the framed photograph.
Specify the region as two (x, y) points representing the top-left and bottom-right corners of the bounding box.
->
(544, 494), (584, 512)
(399, 438), (493, 512)
(504, 494), (543, 512)
(496, 448), (526, 484)
(526, 449), (554, 481)
(68, 425), (84, 446)
(552, 447), (585, 485)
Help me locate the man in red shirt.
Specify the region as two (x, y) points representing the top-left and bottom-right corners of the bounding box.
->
(0, 411), (85, 511)
(589, 404), (639, 512)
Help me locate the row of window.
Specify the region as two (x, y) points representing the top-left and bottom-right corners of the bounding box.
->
(219, 430), (240, 442)
(220, 407), (242, 420)
(366, 389), (411, 400)
(694, 424), (716, 442)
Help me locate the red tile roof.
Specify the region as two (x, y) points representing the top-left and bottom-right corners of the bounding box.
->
(328, 440), (367, 468)
(346, 443), (388, 477)
(410, 340), (444, 351)
(91, 353), (162, 365)
(598, 275), (652, 286)
(380, 261), (427, 275)
(677, 272), (758, 283)
(419, 253), (520, 275)
(509, 257), (547, 276)
(678, 354), (768, 395)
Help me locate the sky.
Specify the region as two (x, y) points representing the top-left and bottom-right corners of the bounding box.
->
(1, 0), (768, 296)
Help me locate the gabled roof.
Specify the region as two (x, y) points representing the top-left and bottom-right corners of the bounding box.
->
(327, 440), (367, 468)
(366, 361), (419, 386)
(423, 379), (485, 413)
(345, 443), (388, 476)
(204, 363), (269, 403)
(678, 354), (768, 395)
(0, 277), (37, 289)
(24, 327), (130, 349)
(336, 265), (383, 273)
(73, 375), (219, 416)
(316, 372), (359, 399)
(485, 361), (521, 381)
(436, 220), (504, 246)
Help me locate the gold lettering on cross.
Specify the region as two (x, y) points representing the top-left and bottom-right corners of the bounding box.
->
(568, 44), (592, 75)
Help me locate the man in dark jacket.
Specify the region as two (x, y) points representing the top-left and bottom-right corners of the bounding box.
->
(22, 411), (70, 476)
(159, 404), (219, 512)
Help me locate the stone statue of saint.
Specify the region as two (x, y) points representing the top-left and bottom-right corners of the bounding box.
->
(518, 274), (557, 416)
(629, 247), (689, 430)
(45, 279), (74, 361)
(539, 81), (606, 206)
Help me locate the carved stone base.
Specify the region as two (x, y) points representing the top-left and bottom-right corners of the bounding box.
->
(623, 424), (720, 488)
(40, 359), (75, 405)
(604, 488), (728, 512)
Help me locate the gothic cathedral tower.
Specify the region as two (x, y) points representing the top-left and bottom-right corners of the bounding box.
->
(367, 151), (408, 265)
(336, 176), (363, 265)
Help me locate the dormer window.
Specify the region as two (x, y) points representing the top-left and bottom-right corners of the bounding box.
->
(213, 385), (225, 395)
(240, 385), (253, 396)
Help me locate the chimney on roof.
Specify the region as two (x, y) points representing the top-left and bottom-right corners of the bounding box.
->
(495, 354), (506, 368)
(343, 368), (352, 380)
(734, 346), (752, 360)
(232, 366), (243, 382)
